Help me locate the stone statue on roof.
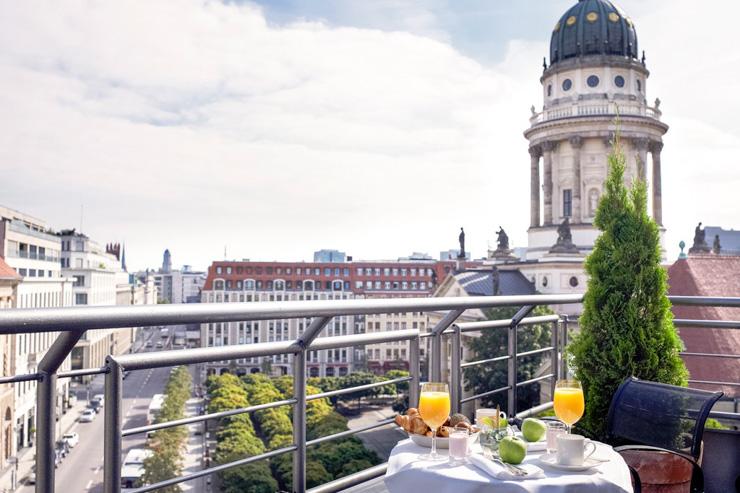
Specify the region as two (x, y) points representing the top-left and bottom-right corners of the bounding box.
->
(458, 227), (466, 259)
(496, 227), (509, 252)
(689, 222), (711, 254)
(549, 217), (579, 254)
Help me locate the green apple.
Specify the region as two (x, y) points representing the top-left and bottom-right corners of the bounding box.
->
(521, 418), (547, 442)
(498, 436), (527, 464)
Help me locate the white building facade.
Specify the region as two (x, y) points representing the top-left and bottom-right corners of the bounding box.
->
(0, 206), (73, 452)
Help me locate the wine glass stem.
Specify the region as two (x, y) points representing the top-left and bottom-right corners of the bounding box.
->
(431, 427), (437, 457)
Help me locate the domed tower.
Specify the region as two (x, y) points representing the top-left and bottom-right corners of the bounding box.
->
(524, 0), (667, 260)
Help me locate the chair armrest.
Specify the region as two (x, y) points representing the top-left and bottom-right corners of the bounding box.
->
(628, 466), (641, 493)
(613, 445), (704, 493)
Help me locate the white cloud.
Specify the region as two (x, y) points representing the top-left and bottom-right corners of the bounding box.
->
(0, 0), (737, 270)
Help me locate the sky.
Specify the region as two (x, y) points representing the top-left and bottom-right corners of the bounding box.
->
(1, 0), (738, 272)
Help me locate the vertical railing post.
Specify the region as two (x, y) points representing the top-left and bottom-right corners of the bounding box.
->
(430, 309), (464, 383)
(409, 335), (420, 408)
(551, 319), (560, 401)
(450, 325), (462, 414)
(292, 349), (307, 493)
(507, 322), (518, 416)
(35, 370), (57, 493)
(561, 315), (569, 379)
(36, 330), (85, 493)
(103, 357), (123, 493)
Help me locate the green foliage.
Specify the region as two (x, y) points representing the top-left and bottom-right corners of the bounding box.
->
(142, 367), (192, 491)
(705, 418), (728, 430)
(567, 134), (688, 440)
(219, 463), (277, 493)
(464, 305), (554, 413)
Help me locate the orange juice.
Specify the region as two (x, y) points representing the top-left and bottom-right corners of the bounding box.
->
(419, 391), (451, 429)
(553, 387), (585, 426)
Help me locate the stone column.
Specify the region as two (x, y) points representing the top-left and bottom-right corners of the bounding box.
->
(542, 141), (556, 225)
(529, 146), (541, 227)
(569, 136), (582, 223)
(650, 141), (664, 225)
(633, 137), (649, 182)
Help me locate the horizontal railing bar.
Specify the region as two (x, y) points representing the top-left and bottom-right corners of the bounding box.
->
(515, 401), (554, 419)
(0, 294), (584, 333)
(307, 417), (396, 447)
(516, 374), (554, 388)
(454, 314), (561, 333)
(460, 355), (510, 368)
(306, 377), (412, 401)
(58, 367), (107, 379)
(307, 463), (389, 493)
(113, 340), (297, 371)
(680, 352), (740, 359)
(122, 398), (298, 437)
(460, 385), (510, 404)
(0, 373), (39, 384)
(308, 329), (418, 351)
(517, 347), (555, 358)
(689, 379), (740, 387)
(669, 296), (740, 307)
(129, 445), (297, 493)
(708, 411), (740, 421)
(674, 319), (740, 329)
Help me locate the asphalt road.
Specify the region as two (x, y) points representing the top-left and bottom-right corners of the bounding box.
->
(19, 330), (174, 493)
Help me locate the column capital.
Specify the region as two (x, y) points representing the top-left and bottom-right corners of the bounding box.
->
(568, 135), (583, 148)
(649, 140), (664, 153)
(632, 137), (650, 151)
(528, 145), (542, 158)
(541, 140), (557, 152)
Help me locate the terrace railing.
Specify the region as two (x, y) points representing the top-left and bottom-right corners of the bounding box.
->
(0, 294), (737, 493)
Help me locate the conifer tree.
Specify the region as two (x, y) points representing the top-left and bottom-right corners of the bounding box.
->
(567, 133), (687, 440)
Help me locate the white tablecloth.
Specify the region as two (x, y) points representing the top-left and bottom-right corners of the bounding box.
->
(384, 439), (633, 493)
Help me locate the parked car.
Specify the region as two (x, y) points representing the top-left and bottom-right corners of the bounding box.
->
(79, 409), (96, 422)
(55, 440), (70, 459)
(27, 466), (36, 484)
(62, 432), (79, 448)
(145, 341), (153, 348)
(155, 341), (163, 348)
(89, 400), (102, 414)
(93, 394), (105, 407)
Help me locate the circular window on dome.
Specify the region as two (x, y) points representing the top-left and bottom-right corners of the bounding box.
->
(614, 75), (625, 88)
(587, 75), (599, 88)
(586, 12), (598, 22)
(566, 15), (577, 26)
(608, 12), (620, 22)
(562, 79), (572, 91)
(569, 276), (579, 288)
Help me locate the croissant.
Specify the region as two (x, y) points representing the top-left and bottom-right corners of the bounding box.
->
(407, 408), (419, 417)
(409, 416), (429, 435)
(394, 414), (409, 431)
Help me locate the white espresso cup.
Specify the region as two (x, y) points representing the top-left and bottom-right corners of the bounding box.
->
(555, 434), (596, 466)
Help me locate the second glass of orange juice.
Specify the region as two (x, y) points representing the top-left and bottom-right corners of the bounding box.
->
(418, 382), (450, 460)
(553, 379), (584, 433)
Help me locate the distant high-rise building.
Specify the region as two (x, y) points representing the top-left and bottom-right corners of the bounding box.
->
(313, 249), (346, 263)
(162, 248), (172, 273)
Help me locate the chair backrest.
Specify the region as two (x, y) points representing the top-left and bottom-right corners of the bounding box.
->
(606, 377), (723, 459)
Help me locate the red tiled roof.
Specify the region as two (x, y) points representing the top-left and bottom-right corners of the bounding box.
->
(667, 255), (740, 398)
(0, 257), (19, 280)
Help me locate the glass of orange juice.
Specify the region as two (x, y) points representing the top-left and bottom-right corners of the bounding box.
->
(418, 382), (450, 460)
(553, 379), (585, 433)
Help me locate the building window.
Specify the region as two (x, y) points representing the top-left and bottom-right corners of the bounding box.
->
(569, 276), (579, 287)
(562, 79), (572, 91)
(636, 79), (642, 92)
(75, 293), (88, 305)
(614, 75), (625, 88)
(563, 189), (572, 217)
(542, 276), (548, 287)
(73, 275), (85, 287)
(587, 75), (599, 87)
(547, 84), (552, 96)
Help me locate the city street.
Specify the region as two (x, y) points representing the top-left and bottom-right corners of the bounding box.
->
(16, 330), (199, 493)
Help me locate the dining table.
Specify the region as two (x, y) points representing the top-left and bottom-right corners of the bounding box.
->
(384, 437), (634, 493)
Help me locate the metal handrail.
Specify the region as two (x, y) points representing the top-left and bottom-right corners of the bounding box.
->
(1, 294), (736, 493)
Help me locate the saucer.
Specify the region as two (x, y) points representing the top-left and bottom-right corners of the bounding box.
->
(537, 453), (605, 471)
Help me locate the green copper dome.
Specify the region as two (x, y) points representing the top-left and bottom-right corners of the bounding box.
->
(550, 0), (638, 65)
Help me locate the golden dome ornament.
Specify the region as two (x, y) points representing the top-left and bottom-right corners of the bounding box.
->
(586, 12), (598, 23)
(566, 15), (577, 26)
